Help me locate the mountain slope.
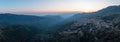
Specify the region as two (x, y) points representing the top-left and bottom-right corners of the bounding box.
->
(53, 5), (120, 42)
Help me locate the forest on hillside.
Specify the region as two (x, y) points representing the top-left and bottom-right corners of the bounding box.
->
(0, 5), (120, 42)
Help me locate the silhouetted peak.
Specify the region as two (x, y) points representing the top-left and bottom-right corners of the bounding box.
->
(96, 5), (120, 14)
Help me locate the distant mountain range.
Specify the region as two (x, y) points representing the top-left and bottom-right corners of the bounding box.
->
(0, 13), (62, 24)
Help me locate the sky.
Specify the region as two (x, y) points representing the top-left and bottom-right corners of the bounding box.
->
(0, 0), (120, 13)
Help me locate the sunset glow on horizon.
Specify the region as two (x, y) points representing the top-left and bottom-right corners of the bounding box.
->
(0, 0), (120, 13)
